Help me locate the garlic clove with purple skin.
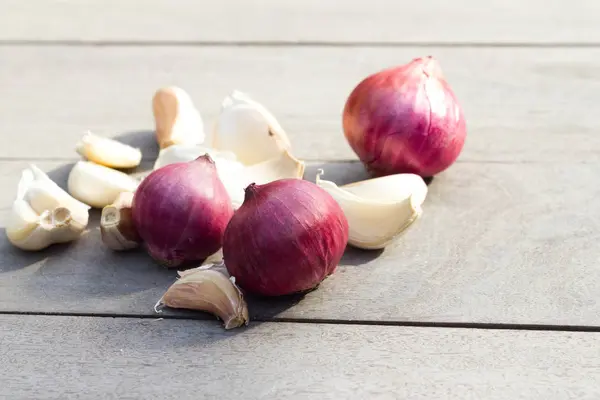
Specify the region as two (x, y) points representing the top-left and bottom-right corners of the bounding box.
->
(315, 169), (428, 250)
(100, 191), (142, 251)
(155, 262), (249, 330)
(211, 90), (292, 165)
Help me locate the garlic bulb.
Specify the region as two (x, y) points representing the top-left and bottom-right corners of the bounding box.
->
(75, 131), (142, 169)
(67, 161), (139, 208)
(152, 86), (204, 149)
(6, 165), (90, 251)
(155, 262), (249, 330)
(211, 90), (292, 165)
(100, 191), (141, 251)
(315, 170), (428, 250)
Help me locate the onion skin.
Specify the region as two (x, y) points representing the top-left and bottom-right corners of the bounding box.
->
(132, 155), (234, 268)
(223, 179), (349, 297)
(343, 56), (466, 178)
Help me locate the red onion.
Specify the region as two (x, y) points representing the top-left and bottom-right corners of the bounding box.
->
(222, 179), (349, 296)
(132, 155), (234, 268)
(342, 56), (466, 177)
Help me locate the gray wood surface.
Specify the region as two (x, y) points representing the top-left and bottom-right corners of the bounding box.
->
(2, 0), (599, 44)
(2, 46), (600, 162)
(3, 159), (600, 326)
(2, 315), (600, 400)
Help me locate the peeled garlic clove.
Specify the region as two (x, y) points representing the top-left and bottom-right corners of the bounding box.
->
(75, 131), (142, 169)
(315, 170), (428, 250)
(153, 86), (204, 149)
(155, 262), (249, 330)
(100, 191), (141, 251)
(6, 201), (86, 251)
(18, 165), (90, 227)
(211, 90), (292, 165)
(153, 143), (238, 170)
(67, 161), (139, 208)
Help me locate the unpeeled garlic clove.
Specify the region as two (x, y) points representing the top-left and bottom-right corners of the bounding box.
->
(211, 90), (292, 165)
(67, 161), (139, 208)
(155, 262), (249, 330)
(6, 165), (91, 251)
(315, 170), (428, 250)
(100, 191), (141, 251)
(152, 86), (205, 149)
(75, 131), (142, 169)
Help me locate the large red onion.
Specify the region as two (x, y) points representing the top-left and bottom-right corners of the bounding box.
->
(132, 155), (234, 268)
(343, 56), (466, 177)
(222, 179), (349, 296)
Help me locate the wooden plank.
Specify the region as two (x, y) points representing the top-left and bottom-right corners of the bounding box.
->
(2, 46), (600, 162)
(2, 160), (600, 326)
(2, 315), (600, 399)
(2, 0), (599, 44)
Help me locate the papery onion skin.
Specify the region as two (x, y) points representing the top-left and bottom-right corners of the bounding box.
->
(343, 56), (466, 178)
(223, 179), (349, 296)
(132, 155), (234, 268)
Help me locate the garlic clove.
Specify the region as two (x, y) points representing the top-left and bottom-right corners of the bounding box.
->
(211, 90), (292, 165)
(152, 86), (205, 149)
(155, 262), (249, 330)
(19, 165), (91, 227)
(75, 131), (142, 169)
(100, 191), (141, 251)
(153, 143), (238, 171)
(6, 202), (86, 251)
(67, 161), (139, 209)
(315, 170), (428, 250)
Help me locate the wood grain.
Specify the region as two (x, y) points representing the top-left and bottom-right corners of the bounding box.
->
(2, 160), (600, 326)
(1, 46), (600, 162)
(2, 315), (600, 400)
(2, 0), (599, 44)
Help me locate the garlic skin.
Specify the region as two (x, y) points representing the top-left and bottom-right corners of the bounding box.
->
(222, 149), (305, 208)
(315, 170), (428, 250)
(67, 161), (139, 208)
(75, 131), (142, 169)
(100, 191), (141, 251)
(153, 144), (238, 171)
(6, 165), (90, 251)
(152, 86), (205, 149)
(211, 90), (292, 165)
(155, 262), (249, 330)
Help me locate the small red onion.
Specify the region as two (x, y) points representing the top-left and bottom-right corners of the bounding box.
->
(343, 56), (466, 177)
(132, 155), (234, 268)
(223, 179), (349, 296)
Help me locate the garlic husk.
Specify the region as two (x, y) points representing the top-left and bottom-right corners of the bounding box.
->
(67, 161), (139, 209)
(222, 149), (305, 208)
(155, 262), (249, 330)
(211, 90), (292, 165)
(75, 131), (142, 169)
(153, 144), (238, 170)
(315, 170), (428, 250)
(6, 165), (90, 251)
(152, 86), (204, 149)
(100, 191), (141, 251)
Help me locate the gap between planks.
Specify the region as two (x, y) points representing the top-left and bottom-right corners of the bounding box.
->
(0, 40), (600, 48)
(3, 310), (600, 333)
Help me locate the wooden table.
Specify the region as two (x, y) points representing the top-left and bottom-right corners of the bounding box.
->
(2, 1), (600, 398)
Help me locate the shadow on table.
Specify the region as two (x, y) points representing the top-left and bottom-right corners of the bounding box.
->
(115, 130), (159, 162)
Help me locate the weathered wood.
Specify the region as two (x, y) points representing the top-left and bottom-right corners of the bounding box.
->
(2, 315), (600, 399)
(2, 0), (599, 44)
(1, 46), (600, 162)
(2, 160), (600, 326)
